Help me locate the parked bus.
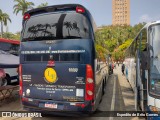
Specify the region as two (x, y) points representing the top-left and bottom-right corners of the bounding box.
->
(19, 4), (108, 114)
(125, 21), (160, 119)
(0, 38), (20, 56)
(0, 38), (20, 86)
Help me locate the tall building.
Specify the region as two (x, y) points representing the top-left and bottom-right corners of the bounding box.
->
(112, 0), (130, 25)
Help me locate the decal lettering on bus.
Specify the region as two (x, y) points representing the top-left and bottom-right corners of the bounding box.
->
(44, 68), (58, 83)
(21, 50), (85, 54)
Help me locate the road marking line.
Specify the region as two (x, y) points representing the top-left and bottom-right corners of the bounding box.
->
(109, 76), (116, 120)
(111, 76), (116, 110)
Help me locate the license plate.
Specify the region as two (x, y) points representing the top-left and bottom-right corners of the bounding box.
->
(44, 103), (57, 108)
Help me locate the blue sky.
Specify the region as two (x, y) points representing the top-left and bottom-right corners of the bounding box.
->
(0, 0), (160, 33)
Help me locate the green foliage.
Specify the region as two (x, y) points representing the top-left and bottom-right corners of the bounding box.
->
(112, 50), (124, 61)
(95, 23), (146, 61)
(13, 0), (34, 15)
(118, 39), (133, 51)
(37, 2), (48, 8)
(0, 9), (11, 37)
(3, 32), (20, 40)
(95, 44), (108, 61)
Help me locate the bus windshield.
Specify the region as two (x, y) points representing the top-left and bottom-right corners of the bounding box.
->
(21, 12), (91, 41)
(149, 24), (160, 96)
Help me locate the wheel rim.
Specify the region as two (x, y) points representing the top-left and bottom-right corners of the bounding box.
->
(2, 78), (7, 86)
(0, 78), (2, 86)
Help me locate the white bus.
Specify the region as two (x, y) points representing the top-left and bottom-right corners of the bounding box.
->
(0, 38), (19, 86)
(125, 21), (160, 119)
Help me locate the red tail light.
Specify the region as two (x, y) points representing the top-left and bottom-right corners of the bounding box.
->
(76, 6), (85, 13)
(19, 64), (23, 96)
(23, 13), (30, 20)
(85, 64), (94, 101)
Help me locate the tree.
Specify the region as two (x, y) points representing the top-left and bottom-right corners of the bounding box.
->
(72, 22), (80, 36)
(64, 21), (72, 36)
(0, 9), (3, 37)
(95, 23), (146, 61)
(13, 0), (34, 15)
(0, 9), (11, 38)
(37, 2), (48, 8)
(3, 32), (20, 40)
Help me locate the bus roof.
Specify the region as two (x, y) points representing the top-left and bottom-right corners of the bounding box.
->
(142, 20), (160, 29)
(25, 4), (89, 15)
(0, 38), (20, 44)
(125, 20), (160, 56)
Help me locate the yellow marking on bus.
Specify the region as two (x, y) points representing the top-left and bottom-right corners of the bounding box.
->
(44, 68), (57, 83)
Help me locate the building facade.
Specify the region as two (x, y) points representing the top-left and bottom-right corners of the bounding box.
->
(112, 0), (130, 25)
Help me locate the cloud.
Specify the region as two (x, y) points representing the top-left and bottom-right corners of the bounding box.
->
(139, 14), (160, 23)
(139, 14), (151, 23)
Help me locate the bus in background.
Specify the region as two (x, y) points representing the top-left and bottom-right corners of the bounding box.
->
(0, 38), (20, 86)
(0, 38), (20, 56)
(19, 4), (108, 114)
(125, 21), (160, 119)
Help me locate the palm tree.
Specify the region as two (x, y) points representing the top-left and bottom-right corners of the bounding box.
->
(43, 23), (51, 36)
(0, 9), (3, 37)
(72, 21), (80, 36)
(64, 21), (72, 36)
(13, 0), (34, 15)
(0, 9), (11, 38)
(37, 2), (48, 8)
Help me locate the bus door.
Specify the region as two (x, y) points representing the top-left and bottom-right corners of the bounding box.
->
(138, 29), (148, 111)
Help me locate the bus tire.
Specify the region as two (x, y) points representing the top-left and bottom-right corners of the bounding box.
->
(2, 78), (8, 86)
(102, 80), (105, 95)
(5, 75), (11, 85)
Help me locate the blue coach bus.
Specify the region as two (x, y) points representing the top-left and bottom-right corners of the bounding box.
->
(19, 4), (107, 114)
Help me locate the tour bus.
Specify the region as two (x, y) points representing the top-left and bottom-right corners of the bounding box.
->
(125, 21), (160, 119)
(0, 38), (20, 56)
(19, 4), (108, 114)
(0, 38), (20, 86)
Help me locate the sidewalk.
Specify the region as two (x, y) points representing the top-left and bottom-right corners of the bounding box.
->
(114, 65), (140, 120)
(114, 65), (135, 111)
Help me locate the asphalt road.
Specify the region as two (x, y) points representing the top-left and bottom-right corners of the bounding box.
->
(0, 65), (143, 120)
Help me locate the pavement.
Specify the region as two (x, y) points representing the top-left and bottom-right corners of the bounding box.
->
(114, 65), (135, 111)
(0, 64), (146, 120)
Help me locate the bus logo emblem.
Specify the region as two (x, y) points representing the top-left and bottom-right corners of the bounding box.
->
(44, 68), (58, 83)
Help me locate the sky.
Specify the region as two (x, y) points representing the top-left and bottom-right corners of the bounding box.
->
(0, 0), (160, 33)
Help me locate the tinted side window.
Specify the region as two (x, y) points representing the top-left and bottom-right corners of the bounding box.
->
(0, 42), (11, 51)
(24, 53), (80, 62)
